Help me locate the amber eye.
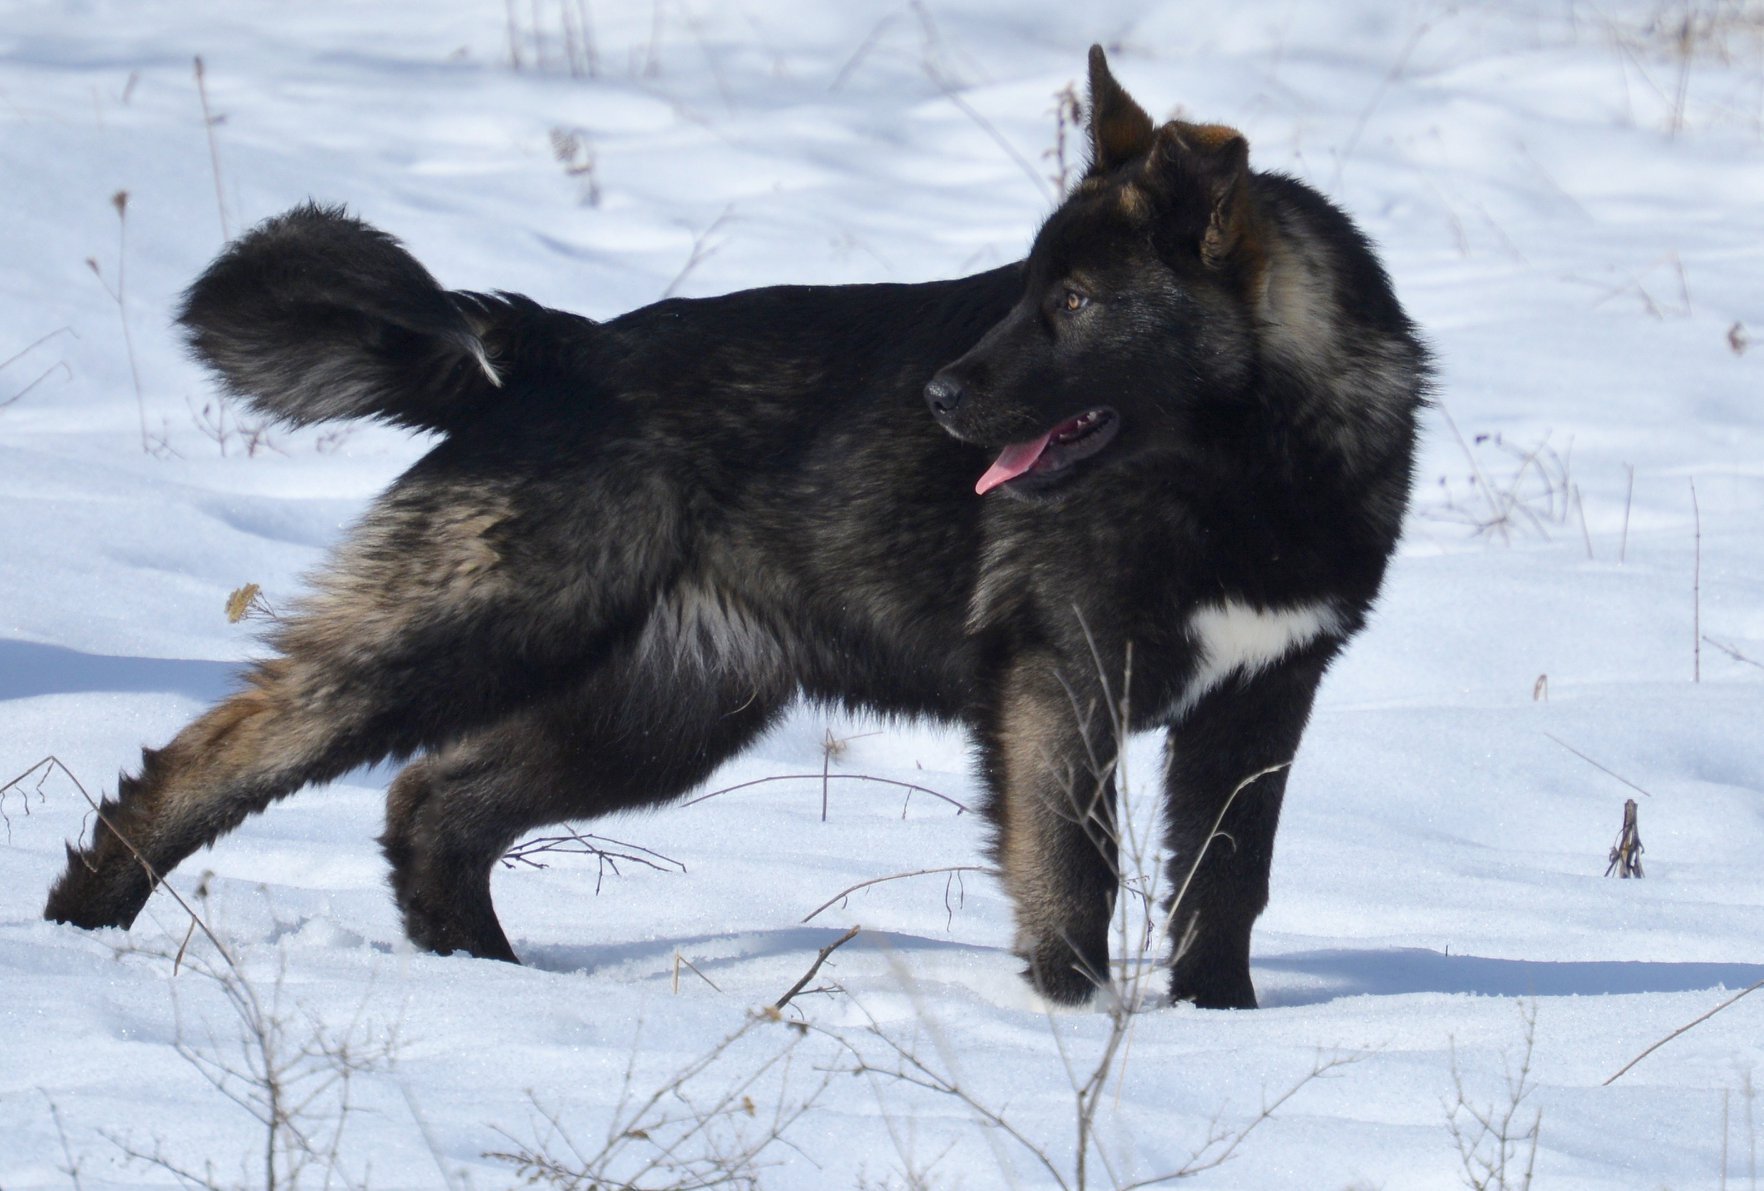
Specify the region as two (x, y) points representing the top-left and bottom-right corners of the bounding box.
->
(1061, 289), (1089, 313)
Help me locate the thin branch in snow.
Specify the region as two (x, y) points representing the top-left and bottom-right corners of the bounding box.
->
(773, 924), (860, 1011)
(1605, 979), (1764, 1087)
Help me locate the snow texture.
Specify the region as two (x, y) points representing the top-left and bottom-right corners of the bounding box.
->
(3, 1), (1763, 1187)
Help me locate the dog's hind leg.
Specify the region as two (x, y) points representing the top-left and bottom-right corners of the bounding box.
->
(45, 468), (675, 936)
(381, 639), (792, 960)
(1161, 648), (1332, 1009)
(981, 655), (1122, 1006)
(44, 656), (407, 932)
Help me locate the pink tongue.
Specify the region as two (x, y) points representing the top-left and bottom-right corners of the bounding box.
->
(975, 431), (1053, 495)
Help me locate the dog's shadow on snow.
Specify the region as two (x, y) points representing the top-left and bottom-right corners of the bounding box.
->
(1258, 948), (1764, 1005)
(521, 925), (976, 983)
(524, 936), (1764, 1006)
(0, 639), (235, 702)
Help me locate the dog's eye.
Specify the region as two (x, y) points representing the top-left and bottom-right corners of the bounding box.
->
(1060, 289), (1089, 313)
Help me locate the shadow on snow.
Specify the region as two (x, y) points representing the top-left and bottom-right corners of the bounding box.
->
(1259, 947), (1764, 1004)
(0, 639), (235, 703)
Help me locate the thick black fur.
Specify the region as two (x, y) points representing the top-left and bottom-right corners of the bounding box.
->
(178, 204), (507, 433)
(46, 48), (1425, 1009)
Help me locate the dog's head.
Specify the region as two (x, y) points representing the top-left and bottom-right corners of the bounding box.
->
(927, 46), (1267, 500)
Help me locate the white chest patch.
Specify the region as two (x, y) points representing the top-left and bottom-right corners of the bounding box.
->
(1170, 599), (1343, 718)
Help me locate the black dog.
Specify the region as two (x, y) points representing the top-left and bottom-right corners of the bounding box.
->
(47, 47), (1425, 1009)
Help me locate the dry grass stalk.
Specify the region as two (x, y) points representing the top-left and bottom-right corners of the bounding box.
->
(1447, 1004), (1541, 1191)
(1045, 81), (1084, 195)
(1, 327), (74, 411)
(487, 1010), (830, 1190)
(225, 583), (281, 624)
(1604, 798), (1645, 878)
(193, 56), (231, 241)
(1605, 978), (1764, 1086)
(1543, 732), (1656, 802)
(86, 191), (170, 456)
(1428, 409), (1583, 545)
(1693, 478), (1703, 681)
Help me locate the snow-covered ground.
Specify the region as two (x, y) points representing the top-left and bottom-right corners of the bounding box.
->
(4, 1), (1763, 1187)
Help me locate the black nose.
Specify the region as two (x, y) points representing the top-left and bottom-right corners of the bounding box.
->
(925, 373), (965, 417)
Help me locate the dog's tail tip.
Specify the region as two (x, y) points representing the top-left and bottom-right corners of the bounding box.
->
(178, 202), (506, 434)
(462, 329), (503, 389)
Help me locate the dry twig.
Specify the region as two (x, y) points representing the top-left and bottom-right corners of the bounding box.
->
(773, 925), (860, 1011)
(1543, 733), (1654, 800)
(661, 205), (734, 299)
(488, 1010), (829, 1189)
(500, 828), (687, 892)
(911, 1), (1053, 203)
(1705, 635), (1764, 671)
(682, 771), (972, 815)
(1447, 1004), (1541, 1191)
(801, 865), (991, 925)
(1604, 978), (1764, 1086)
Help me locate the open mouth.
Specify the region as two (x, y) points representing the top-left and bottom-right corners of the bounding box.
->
(975, 407), (1119, 495)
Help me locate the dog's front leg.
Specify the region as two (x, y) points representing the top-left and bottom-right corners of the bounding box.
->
(982, 655), (1120, 1005)
(1162, 647), (1332, 1009)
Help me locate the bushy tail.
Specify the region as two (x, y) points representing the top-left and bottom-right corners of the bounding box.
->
(177, 202), (507, 434)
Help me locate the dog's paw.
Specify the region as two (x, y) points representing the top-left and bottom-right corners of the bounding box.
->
(1021, 937), (1107, 1006)
(1169, 964), (1258, 1010)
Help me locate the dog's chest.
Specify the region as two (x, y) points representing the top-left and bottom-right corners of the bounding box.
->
(1165, 598), (1342, 718)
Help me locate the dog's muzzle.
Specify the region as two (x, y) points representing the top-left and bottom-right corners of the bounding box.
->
(924, 372), (966, 418)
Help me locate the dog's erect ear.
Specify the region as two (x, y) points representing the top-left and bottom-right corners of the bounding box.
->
(1086, 45), (1155, 174)
(1147, 121), (1260, 272)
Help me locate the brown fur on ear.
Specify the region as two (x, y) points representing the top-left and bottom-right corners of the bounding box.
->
(1086, 45), (1155, 174)
(1149, 121), (1263, 279)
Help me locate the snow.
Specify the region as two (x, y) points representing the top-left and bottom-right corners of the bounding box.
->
(4, 0), (1764, 1187)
